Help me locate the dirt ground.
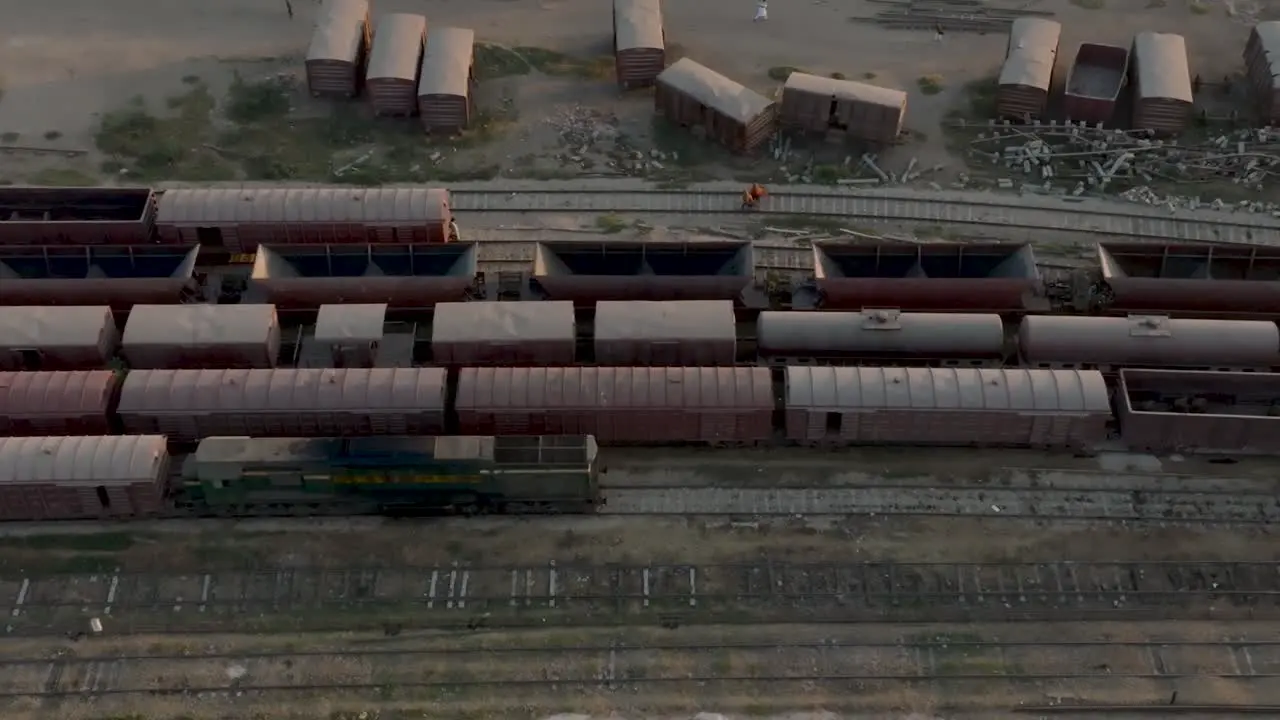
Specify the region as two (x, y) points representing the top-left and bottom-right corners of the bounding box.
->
(0, 0), (1274, 191)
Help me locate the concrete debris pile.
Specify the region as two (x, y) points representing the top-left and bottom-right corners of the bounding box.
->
(968, 123), (1280, 201)
(849, 0), (1055, 33)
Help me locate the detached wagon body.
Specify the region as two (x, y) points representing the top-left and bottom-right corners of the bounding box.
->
(780, 73), (906, 144)
(0, 435), (169, 521)
(1130, 32), (1193, 136)
(417, 26), (476, 133)
(367, 13), (427, 117)
(995, 18), (1061, 121)
(305, 0), (371, 98)
(613, 0), (664, 88)
(1063, 42), (1129, 125)
(654, 58), (777, 154)
(0, 306), (118, 371)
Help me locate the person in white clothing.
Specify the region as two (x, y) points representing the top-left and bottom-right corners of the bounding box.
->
(754, 0), (768, 21)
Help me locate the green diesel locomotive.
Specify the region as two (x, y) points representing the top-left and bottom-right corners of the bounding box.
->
(177, 434), (601, 516)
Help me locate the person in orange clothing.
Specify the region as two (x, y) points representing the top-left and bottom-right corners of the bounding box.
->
(741, 183), (767, 210)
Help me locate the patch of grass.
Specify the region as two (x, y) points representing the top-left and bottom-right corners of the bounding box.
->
(24, 167), (98, 186)
(94, 83), (234, 181)
(474, 44), (611, 81)
(0, 131), (19, 143)
(474, 43), (535, 79)
(812, 164), (842, 185)
(768, 65), (807, 81)
(1188, 0), (1209, 13)
(917, 74), (945, 95)
(946, 74), (999, 121)
(829, 72), (846, 80)
(1070, 0), (1105, 7)
(42, 130), (62, 141)
(862, 71), (877, 80)
(595, 213), (628, 233)
(224, 71), (292, 124)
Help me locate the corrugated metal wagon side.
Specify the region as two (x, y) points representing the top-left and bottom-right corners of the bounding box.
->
(1119, 369), (1280, 454)
(655, 58), (776, 154)
(780, 73), (906, 144)
(1063, 42), (1129, 126)
(306, 0), (371, 98)
(121, 304), (282, 369)
(784, 366), (1111, 449)
(1245, 22), (1280, 125)
(0, 435), (169, 521)
(0, 306), (119, 371)
(117, 367), (447, 442)
(0, 371), (120, 436)
(417, 26), (476, 134)
(613, 0), (664, 88)
(455, 366), (775, 444)
(155, 187), (452, 248)
(995, 18), (1061, 121)
(1130, 32), (1193, 136)
(367, 13), (427, 117)
(593, 300), (737, 365)
(431, 301), (576, 365)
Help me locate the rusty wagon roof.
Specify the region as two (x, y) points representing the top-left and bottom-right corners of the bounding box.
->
(1133, 32), (1193, 102)
(314, 303), (388, 343)
(418, 26), (475, 97)
(657, 58), (773, 124)
(117, 368), (447, 413)
(785, 366), (1110, 412)
(0, 371), (118, 416)
(368, 13), (427, 81)
(0, 306), (112, 348)
(123, 304), (278, 347)
(998, 17), (1061, 90)
(457, 366), (773, 409)
(432, 301), (575, 343)
(0, 435), (167, 487)
(155, 187), (449, 225)
(306, 0), (369, 63)
(783, 73), (906, 109)
(594, 300), (735, 342)
(614, 0), (664, 51)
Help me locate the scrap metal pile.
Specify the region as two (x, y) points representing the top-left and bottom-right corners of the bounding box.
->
(964, 121), (1280, 206)
(850, 0), (1055, 33)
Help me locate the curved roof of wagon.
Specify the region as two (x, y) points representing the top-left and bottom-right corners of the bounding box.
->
(155, 187), (450, 225)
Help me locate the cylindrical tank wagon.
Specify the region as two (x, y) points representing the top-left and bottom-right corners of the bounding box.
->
(757, 310), (1006, 366)
(1018, 315), (1280, 371)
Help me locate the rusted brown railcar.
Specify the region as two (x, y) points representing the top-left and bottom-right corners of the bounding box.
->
(121, 304), (282, 370)
(0, 245), (200, 309)
(306, 0), (371, 98)
(117, 367), (448, 442)
(0, 187), (156, 245)
(1245, 22), (1280, 124)
(250, 244), (476, 310)
(431, 301), (576, 365)
(785, 366), (1111, 448)
(654, 59), (777, 154)
(0, 306), (119, 371)
(1119, 369), (1280, 454)
(780, 73), (906, 144)
(367, 13), (427, 117)
(532, 241), (754, 302)
(0, 435), (169, 522)
(1063, 43), (1128, 125)
(0, 370), (120, 436)
(593, 300), (736, 365)
(455, 366), (775, 444)
(756, 310), (1006, 365)
(1094, 243), (1280, 318)
(305, 303), (390, 368)
(995, 18), (1061, 121)
(813, 241), (1042, 312)
(154, 187), (452, 250)
(418, 26), (476, 133)
(1130, 32), (1193, 136)
(1018, 315), (1279, 371)
(613, 0), (664, 88)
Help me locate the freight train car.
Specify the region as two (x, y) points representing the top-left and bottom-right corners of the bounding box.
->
(177, 434), (600, 515)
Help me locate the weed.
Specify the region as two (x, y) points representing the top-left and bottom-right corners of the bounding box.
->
(43, 130), (62, 141)
(1070, 0), (1105, 7)
(94, 83), (233, 181)
(224, 72), (293, 124)
(25, 167), (98, 186)
(474, 43), (535, 79)
(474, 44), (611, 81)
(596, 213), (628, 233)
(811, 164), (842, 185)
(768, 66), (807, 81)
(863, 71), (877, 80)
(1189, 0), (1209, 12)
(917, 74), (945, 95)
(829, 72), (846, 80)
(947, 75), (999, 121)
(0, 131), (19, 143)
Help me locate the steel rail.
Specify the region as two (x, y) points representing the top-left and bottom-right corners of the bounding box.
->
(600, 486), (1280, 524)
(448, 188), (1280, 245)
(13, 639), (1280, 699)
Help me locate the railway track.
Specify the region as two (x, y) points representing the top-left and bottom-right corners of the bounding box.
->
(3, 561), (1278, 636)
(600, 485), (1280, 524)
(9, 637), (1280, 702)
(449, 187), (1280, 246)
